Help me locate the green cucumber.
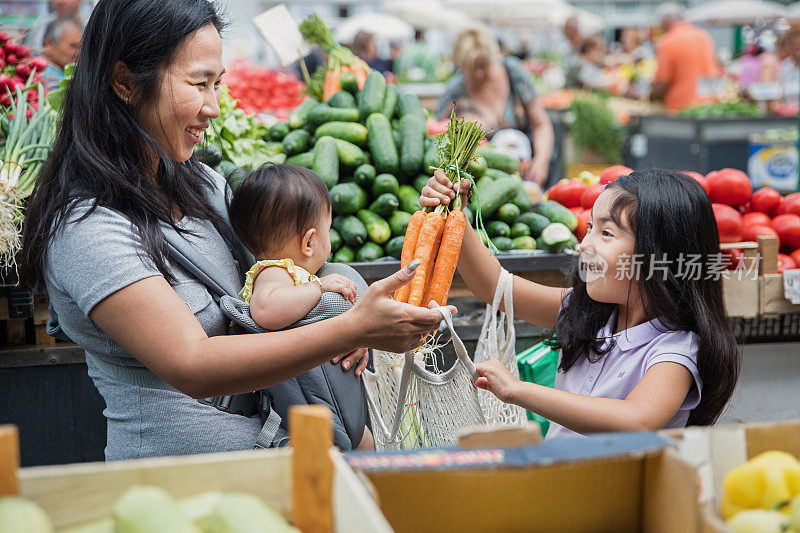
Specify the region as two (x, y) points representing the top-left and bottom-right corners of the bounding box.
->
(423, 143), (439, 172)
(519, 212), (551, 237)
(329, 228), (343, 252)
(373, 173), (400, 197)
(369, 192), (400, 218)
(327, 90), (356, 108)
(477, 146), (520, 173)
(496, 203), (521, 226)
(381, 84), (399, 118)
(288, 99), (316, 129)
(358, 71), (387, 119)
(339, 72), (358, 94)
(338, 215), (368, 246)
(282, 129), (311, 156)
(330, 182), (367, 216)
(468, 155), (487, 178)
(333, 245), (356, 263)
(510, 222), (531, 238)
(313, 136), (339, 188)
(399, 114), (424, 176)
(388, 210), (412, 236)
(268, 121), (291, 141)
(538, 200), (578, 232)
(315, 122), (368, 146)
(486, 220), (511, 238)
(333, 138), (366, 168)
(512, 186), (532, 212)
(541, 222), (573, 252)
(512, 236), (537, 250)
(398, 93), (426, 135)
(356, 242), (384, 262)
(485, 168), (512, 180)
(385, 235), (404, 259)
(285, 150), (315, 169)
(366, 113), (400, 175)
(392, 128), (402, 151)
(354, 164), (376, 188)
(356, 209), (392, 244)
(491, 236), (514, 252)
(413, 174), (429, 193)
(306, 104), (360, 129)
(475, 176), (521, 218)
(398, 185), (421, 214)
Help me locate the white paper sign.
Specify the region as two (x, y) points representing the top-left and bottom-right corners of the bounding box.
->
(783, 269), (800, 304)
(253, 4), (311, 67)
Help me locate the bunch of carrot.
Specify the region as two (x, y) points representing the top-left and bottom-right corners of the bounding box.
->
(394, 112), (486, 307)
(321, 63), (368, 101)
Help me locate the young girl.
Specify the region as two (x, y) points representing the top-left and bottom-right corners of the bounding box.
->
(228, 163), (373, 449)
(420, 168), (739, 438)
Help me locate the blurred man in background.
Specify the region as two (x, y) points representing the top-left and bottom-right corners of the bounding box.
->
(39, 16), (83, 90)
(24, 0), (91, 50)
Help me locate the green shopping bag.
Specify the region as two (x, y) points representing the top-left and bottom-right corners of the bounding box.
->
(516, 340), (559, 437)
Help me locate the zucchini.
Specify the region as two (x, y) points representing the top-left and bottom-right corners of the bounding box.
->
(510, 222), (531, 238)
(519, 212), (551, 238)
(385, 235), (404, 259)
(413, 174), (429, 193)
(333, 245), (356, 263)
(512, 186), (532, 213)
(475, 176), (521, 218)
(333, 138), (366, 168)
(512, 236), (537, 250)
(315, 122), (368, 146)
(338, 215), (368, 247)
(369, 192), (400, 218)
(313, 136), (339, 188)
(381, 84), (399, 118)
(491, 236), (514, 252)
(485, 168), (512, 180)
(269, 121), (291, 141)
(285, 150), (315, 169)
(282, 129), (311, 156)
(330, 182), (367, 216)
(399, 114), (424, 176)
(388, 210), (412, 236)
(496, 203), (521, 226)
(327, 90), (356, 108)
(486, 220), (511, 238)
(339, 72), (359, 94)
(373, 173), (400, 197)
(398, 185), (421, 214)
(354, 164), (376, 188)
(366, 113), (400, 175)
(538, 200), (578, 232)
(288, 99), (316, 129)
(329, 228), (343, 252)
(358, 71), (387, 119)
(468, 155), (487, 178)
(356, 242), (384, 262)
(306, 104), (360, 129)
(476, 146), (520, 174)
(356, 209), (392, 244)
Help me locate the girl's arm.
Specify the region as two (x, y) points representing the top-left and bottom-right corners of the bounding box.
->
(421, 170), (565, 329)
(90, 267), (447, 399)
(476, 359), (694, 433)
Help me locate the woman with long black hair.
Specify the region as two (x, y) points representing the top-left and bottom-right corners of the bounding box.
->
(20, 0), (446, 460)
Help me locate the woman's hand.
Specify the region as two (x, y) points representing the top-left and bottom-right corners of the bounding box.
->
(331, 347), (369, 376)
(420, 169), (470, 208)
(345, 263), (457, 354)
(475, 360), (523, 405)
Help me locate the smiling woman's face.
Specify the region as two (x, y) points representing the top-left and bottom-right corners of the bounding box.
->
(138, 24), (224, 163)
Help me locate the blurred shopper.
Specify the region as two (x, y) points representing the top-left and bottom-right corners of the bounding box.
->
(778, 24), (800, 106)
(562, 15), (584, 67)
(565, 36), (607, 90)
(651, 3), (720, 113)
(24, 0), (91, 50)
(39, 16), (83, 90)
(394, 29), (440, 82)
(613, 27), (652, 65)
(437, 27), (553, 185)
(350, 30), (391, 73)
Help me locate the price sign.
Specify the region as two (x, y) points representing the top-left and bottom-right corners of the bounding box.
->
(253, 4), (311, 67)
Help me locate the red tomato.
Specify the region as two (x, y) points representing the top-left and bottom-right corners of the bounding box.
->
(778, 254), (798, 273)
(576, 209), (591, 241)
(742, 224), (780, 247)
(723, 248), (744, 270)
(580, 183), (605, 210)
(775, 194), (800, 217)
(549, 178), (587, 208)
(705, 168), (753, 206)
(771, 214), (800, 252)
(750, 187), (782, 214)
(742, 212), (772, 228)
(681, 170), (710, 195)
(569, 206), (583, 217)
(599, 165), (633, 184)
(712, 203), (743, 243)
(790, 249), (800, 268)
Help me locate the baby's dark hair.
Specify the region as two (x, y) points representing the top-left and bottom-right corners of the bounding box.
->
(228, 164), (331, 257)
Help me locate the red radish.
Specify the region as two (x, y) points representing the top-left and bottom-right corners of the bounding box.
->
(26, 90), (37, 103)
(576, 209), (591, 241)
(742, 212), (772, 227)
(32, 57), (47, 71)
(15, 45), (29, 59)
(0, 30), (9, 43)
(778, 254), (797, 273)
(599, 165), (633, 184)
(742, 224), (779, 247)
(6, 54), (17, 65)
(712, 203), (743, 243)
(0, 48), (5, 59)
(750, 187), (782, 214)
(15, 62), (31, 79)
(723, 248), (744, 270)
(681, 170), (710, 195)
(581, 183), (605, 210)
(790, 249), (800, 268)
(706, 168), (752, 206)
(4, 41), (17, 55)
(0, 94), (10, 107)
(771, 214), (800, 251)
(0, 58), (5, 69)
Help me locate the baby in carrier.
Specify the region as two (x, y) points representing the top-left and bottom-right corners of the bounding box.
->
(228, 163), (374, 450)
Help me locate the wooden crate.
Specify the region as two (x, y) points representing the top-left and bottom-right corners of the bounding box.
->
(0, 295), (55, 347)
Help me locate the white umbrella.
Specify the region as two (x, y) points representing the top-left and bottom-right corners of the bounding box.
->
(449, 0), (603, 33)
(335, 12), (414, 43)
(685, 0), (789, 26)
(382, 1), (473, 31)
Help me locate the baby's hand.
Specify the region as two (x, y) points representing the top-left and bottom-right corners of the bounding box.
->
(319, 274), (357, 303)
(474, 360), (521, 404)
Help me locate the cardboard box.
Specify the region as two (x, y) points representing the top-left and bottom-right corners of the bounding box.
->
(759, 273), (800, 316)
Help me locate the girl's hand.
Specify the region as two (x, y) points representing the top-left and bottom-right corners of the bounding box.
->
(420, 169), (471, 208)
(331, 347), (369, 376)
(475, 360), (522, 404)
(319, 273), (357, 303)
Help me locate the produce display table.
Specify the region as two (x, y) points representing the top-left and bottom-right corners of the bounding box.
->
(624, 114), (798, 175)
(396, 82), (447, 112)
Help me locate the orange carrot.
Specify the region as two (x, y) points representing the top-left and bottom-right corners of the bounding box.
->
(407, 212), (445, 307)
(353, 62), (369, 89)
(394, 210), (426, 302)
(424, 210), (466, 307)
(323, 69), (342, 101)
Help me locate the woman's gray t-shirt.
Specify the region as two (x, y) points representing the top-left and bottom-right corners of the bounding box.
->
(43, 173), (262, 460)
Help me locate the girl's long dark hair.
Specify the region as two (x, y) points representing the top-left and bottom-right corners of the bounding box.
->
(20, 0), (226, 289)
(553, 169), (739, 425)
